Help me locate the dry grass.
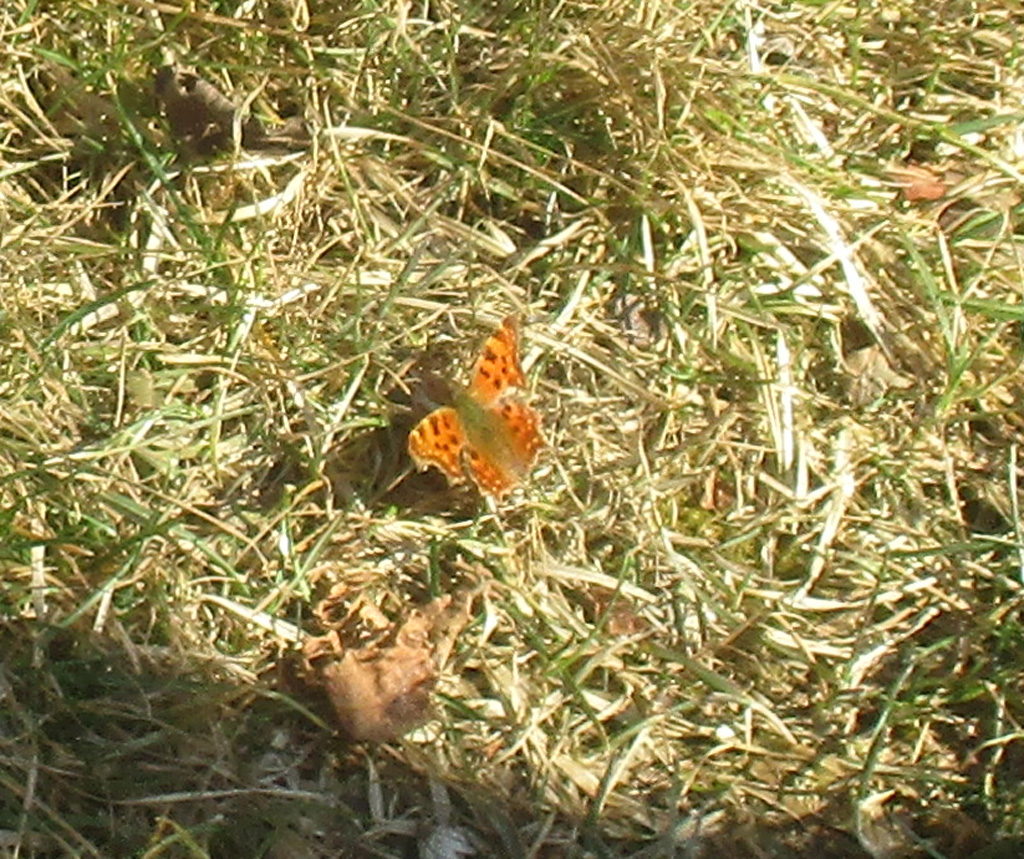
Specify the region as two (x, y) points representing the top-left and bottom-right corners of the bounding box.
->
(3, 0), (1024, 856)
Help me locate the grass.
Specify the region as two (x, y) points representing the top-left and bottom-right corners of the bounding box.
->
(2, 0), (1024, 856)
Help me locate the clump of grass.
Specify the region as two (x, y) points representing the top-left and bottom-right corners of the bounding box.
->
(2, 0), (1024, 856)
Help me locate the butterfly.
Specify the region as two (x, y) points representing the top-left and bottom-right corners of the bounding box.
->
(407, 316), (545, 498)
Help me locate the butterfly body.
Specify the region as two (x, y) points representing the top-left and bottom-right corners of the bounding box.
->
(407, 317), (544, 498)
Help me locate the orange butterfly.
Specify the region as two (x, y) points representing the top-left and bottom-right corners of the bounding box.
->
(407, 316), (545, 498)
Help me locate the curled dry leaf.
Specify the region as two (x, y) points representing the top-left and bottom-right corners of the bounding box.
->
(154, 65), (311, 156)
(611, 293), (666, 348)
(301, 591), (474, 742)
(838, 318), (912, 407)
(886, 163), (948, 203)
(154, 65), (252, 154)
(582, 589), (651, 637)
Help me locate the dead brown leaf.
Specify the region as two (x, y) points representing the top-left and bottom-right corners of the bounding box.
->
(887, 163), (948, 203)
(301, 591), (474, 742)
(154, 65), (310, 156)
(839, 318), (912, 406)
(154, 65), (256, 155)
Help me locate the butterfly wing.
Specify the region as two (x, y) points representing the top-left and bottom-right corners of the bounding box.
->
(410, 317), (543, 498)
(468, 316), (526, 406)
(407, 407), (468, 482)
(461, 399), (544, 498)
(496, 400), (544, 471)
(464, 447), (518, 498)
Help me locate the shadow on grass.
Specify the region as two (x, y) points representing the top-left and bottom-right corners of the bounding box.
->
(4, 616), (1018, 858)
(0, 620), (882, 859)
(0, 622), (394, 857)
